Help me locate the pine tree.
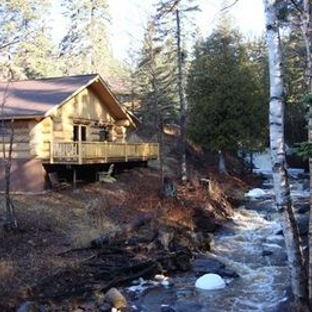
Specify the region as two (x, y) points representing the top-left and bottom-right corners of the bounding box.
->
(135, 19), (179, 180)
(60, 0), (120, 77)
(187, 19), (267, 171)
(283, 28), (308, 146)
(136, 20), (178, 135)
(0, 0), (60, 79)
(154, 0), (199, 181)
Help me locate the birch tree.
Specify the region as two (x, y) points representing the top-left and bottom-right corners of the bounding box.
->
(291, 0), (312, 307)
(300, 1), (312, 306)
(264, 0), (308, 308)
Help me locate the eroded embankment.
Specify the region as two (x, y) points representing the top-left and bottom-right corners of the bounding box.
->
(0, 167), (247, 311)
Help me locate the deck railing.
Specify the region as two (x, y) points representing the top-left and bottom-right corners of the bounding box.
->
(49, 141), (159, 164)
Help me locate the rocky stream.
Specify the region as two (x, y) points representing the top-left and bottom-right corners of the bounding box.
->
(121, 169), (310, 312)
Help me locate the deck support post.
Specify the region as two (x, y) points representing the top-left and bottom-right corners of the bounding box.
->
(78, 141), (82, 164)
(73, 167), (77, 189)
(50, 140), (54, 164)
(125, 144), (128, 162)
(50, 142), (54, 164)
(104, 142), (108, 163)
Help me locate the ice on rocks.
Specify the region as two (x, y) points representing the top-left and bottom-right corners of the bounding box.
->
(287, 168), (305, 178)
(245, 188), (267, 199)
(195, 273), (226, 290)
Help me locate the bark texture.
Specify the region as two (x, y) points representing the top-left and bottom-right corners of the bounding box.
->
(301, 0), (312, 307)
(176, 9), (187, 182)
(218, 151), (227, 175)
(264, 0), (308, 307)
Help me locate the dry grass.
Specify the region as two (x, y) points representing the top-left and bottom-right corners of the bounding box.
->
(0, 259), (16, 287)
(0, 188), (120, 309)
(0, 166), (247, 310)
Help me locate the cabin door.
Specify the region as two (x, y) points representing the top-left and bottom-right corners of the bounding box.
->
(73, 124), (87, 142)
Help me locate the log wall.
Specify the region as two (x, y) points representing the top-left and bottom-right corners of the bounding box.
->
(51, 87), (118, 143)
(1, 87), (131, 161)
(0, 120), (31, 159)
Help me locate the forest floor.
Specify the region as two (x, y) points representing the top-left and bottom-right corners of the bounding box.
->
(0, 137), (259, 311)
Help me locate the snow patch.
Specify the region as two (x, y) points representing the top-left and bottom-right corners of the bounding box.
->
(245, 188), (267, 199)
(195, 273), (226, 290)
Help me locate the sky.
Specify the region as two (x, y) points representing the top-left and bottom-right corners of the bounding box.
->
(51, 0), (266, 62)
(107, 0), (266, 61)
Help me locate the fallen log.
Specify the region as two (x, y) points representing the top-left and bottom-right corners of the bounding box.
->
(91, 213), (157, 249)
(46, 261), (159, 300)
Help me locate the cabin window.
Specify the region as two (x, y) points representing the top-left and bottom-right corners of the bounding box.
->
(0, 123), (6, 136)
(99, 126), (110, 141)
(81, 126), (87, 141)
(73, 124), (87, 141)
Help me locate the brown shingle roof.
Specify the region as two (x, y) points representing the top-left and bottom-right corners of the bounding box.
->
(0, 74), (98, 119)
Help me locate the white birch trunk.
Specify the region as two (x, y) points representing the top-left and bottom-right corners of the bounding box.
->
(264, 0), (308, 307)
(301, 0), (312, 306)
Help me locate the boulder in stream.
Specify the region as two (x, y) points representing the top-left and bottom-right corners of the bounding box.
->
(192, 258), (225, 274)
(297, 203), (310, 214)
(192, 258), (239, 278)
(161, 304), (176, 312)
(98, 303), (111, 312)
(262, 250), (273, 257)
(297, 214), (309, 236)
(195, 273), (226, 290)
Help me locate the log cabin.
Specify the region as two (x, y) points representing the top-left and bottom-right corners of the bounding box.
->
(0, 74), (159, 192)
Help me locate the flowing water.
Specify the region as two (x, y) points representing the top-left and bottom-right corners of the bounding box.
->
(125, 171), (309, 312)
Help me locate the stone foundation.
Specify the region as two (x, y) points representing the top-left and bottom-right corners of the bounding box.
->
(0, 158), (46, 193)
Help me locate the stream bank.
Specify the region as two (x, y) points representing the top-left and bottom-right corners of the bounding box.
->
(7, 168), (243, 312)
(121, 170), (309, 312)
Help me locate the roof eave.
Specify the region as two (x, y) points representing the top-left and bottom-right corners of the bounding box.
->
(44, 74), (100, 118)
(96, 76), (136, 128)
(1, 114), (44, 121)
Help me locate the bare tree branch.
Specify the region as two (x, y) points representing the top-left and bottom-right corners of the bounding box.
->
(1, 82), (10, 128)
(220, 0), (240, 12)
(155, 0), (182, 20)
(289, 0), (303, 15)
(0, 37), (20, 51)
(1, 79), (18, 231)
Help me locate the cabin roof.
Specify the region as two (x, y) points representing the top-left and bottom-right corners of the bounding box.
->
(0, 74), (134, 124)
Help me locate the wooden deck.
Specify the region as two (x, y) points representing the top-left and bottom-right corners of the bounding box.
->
(45, 142), (159, 164)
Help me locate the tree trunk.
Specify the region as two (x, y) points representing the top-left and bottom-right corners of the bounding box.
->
(148, 27), (165, 184)
(264, 0), (308, 308)
(301, 0), (312, 307)
(176, 9), (187, 182)
(1, 80), (18, 231)
(218, 150), (227, 175)
(2, 120), (18, 231)
(249, 152), (253, 174)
